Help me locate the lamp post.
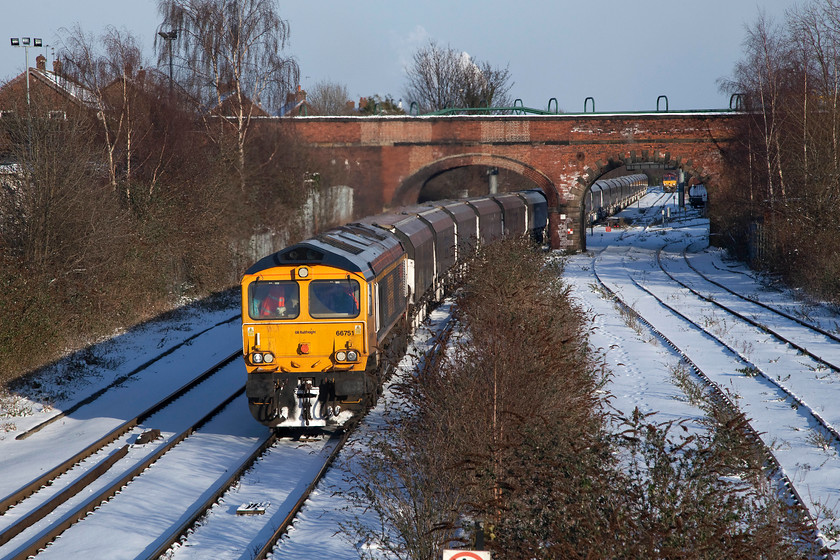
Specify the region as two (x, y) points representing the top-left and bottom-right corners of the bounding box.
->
(157, 30), (177, 93)
(10, 37), (41, 110)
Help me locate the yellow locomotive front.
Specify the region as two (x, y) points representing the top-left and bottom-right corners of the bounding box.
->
(241, 225), (406, 429)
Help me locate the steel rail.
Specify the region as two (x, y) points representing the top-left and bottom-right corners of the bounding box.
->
(0, 350), (240, 515)
(140, 430), (279, 560)
(251, 428), (352, 560)
(630, 269), (840, 448)
(657, 247), (840, 377)
(5, 384), (247, 560)
(680, 248), (840, 344)
(14, 313), (239, 441)
(591, 254), (826, 556)
(0, 445), (128, 547)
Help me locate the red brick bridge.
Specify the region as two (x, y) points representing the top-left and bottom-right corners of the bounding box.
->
(283, 112), (741, 251)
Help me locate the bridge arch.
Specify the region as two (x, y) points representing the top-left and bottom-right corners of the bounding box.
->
(571, 151), (713, 251)
(391, 153), (559, 208)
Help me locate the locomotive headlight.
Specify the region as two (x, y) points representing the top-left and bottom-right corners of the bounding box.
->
(263, 352), (274, 363)
(298, 267), (309, 278)
(252, 352), (263, 364)
(335, 350), (347, 362)
(347, 350), (358, 361)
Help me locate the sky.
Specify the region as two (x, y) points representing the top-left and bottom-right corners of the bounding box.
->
(0, 0), (802, 112)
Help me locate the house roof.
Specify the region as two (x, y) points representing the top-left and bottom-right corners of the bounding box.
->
(278, 97), (310, 116)
(0, 66), (94, 111)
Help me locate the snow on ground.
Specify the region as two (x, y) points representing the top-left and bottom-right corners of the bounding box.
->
(1, 294), (241, 438)
(0, 296), (243, 499)
(2, 189), (839, 558)
(575, 192), (840, 550)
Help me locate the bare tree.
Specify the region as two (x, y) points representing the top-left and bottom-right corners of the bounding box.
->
(460, 59), (513, 109)
(790, 0), (840, 182)
(59, 25), (147, 201)
(156, 0), (300, 191)
(0, 91), (133, 297)
(717, 0), (840, 297)
(403, 40), (513, 113)
(738, 11), (789, 204)
(306, 79), (350, 115)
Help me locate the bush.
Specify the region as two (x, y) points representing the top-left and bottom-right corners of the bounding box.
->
(340, 237), (821, 559)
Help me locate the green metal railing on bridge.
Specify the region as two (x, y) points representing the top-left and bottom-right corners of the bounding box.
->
(294, 96), (745, 117)
(411, 96), (743, 117)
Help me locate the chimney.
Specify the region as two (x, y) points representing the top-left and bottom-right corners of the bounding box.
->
(53, 59), (62, 75)
(36, 55), (46, 72)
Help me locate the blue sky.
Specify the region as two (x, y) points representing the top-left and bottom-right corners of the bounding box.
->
(1, 0), (800, 112)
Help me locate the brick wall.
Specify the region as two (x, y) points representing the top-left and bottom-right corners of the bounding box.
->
(284, 113), (741, 250)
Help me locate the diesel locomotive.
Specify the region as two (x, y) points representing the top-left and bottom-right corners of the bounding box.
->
(240, 190), (548, 429)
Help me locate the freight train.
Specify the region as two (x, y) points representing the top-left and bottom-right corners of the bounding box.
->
(240, 190), (548, 430)
(583, 174), (649, 225)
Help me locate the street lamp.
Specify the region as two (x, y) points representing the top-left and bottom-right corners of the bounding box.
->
(158, 29), (177, 93)
(10, 36), (41, 109)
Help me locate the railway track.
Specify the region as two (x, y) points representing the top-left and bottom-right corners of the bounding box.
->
(651, 245), (840, 442)
(1, 353), (354, 560)
(13, 313), (240, 442)
(675, 247), (840, 347)
(591, 248), (830, 556)
(593, 239), (840, 553)
(0, 354), (243, 557)
(0, 312), (277, 558)
(590, 189), (673, 245)
(0, 343), (241, 509)
(1, 296), (446, 558)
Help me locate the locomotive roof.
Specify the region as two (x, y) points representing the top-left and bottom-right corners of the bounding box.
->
(244, 224), (404, 281)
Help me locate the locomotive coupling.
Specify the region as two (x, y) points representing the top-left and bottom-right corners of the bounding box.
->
(297, 378), (320, 426)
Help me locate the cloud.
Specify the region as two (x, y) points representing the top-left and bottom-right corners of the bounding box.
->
(405, 25), (430, 48)
(392, 25), (431, 70)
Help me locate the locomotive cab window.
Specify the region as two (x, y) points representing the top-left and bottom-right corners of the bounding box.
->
(249, 281), (300, 320)
(309, 279), (360, 318)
